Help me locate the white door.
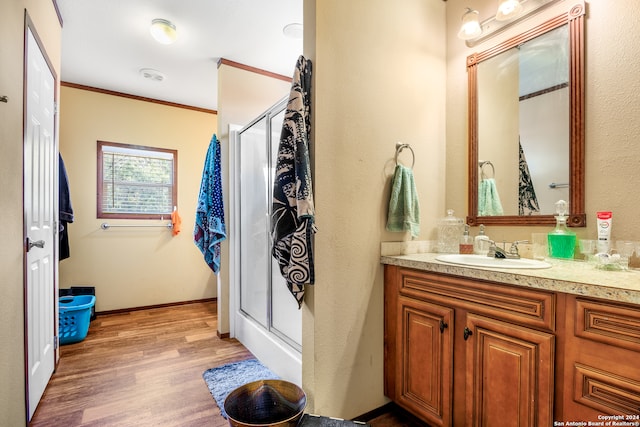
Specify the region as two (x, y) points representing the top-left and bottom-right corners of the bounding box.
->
(25, 27), (57, 420)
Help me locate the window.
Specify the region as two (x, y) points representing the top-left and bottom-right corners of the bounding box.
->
(97, 141), (177, 219)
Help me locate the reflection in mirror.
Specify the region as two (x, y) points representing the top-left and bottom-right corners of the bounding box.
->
(478, 25), (568, 216)
(467, 1), (586, 227)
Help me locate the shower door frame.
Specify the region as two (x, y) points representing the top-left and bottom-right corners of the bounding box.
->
(228, 97), (302, 385)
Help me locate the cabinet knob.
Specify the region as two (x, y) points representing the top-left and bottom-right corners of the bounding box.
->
(439, 319), (448, 333)
(463, 327), (473, 340)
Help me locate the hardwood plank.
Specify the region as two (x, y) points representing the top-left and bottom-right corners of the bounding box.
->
(30, 301), (252, 427)
(30, 301), (420, 427)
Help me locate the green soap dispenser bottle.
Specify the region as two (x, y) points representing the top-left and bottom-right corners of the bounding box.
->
(548, 200), (576, 259)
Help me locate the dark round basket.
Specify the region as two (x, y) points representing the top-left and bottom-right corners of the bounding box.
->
(224, 379), (306, 427)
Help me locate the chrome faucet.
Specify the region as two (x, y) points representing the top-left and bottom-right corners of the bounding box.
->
(487, 240), (529, 259)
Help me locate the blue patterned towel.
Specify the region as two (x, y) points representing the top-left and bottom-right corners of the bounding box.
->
(194, 134), (226, 273)
(271, 55), (315, 308)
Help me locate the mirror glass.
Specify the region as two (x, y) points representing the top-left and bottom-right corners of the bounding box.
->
(466, 2), (586, 227)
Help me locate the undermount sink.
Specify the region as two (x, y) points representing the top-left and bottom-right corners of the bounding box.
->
(435, 254), (552, 269)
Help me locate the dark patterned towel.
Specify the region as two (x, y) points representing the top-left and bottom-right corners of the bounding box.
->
(271, 55), (315, 308)
(518, 140), (540, 215)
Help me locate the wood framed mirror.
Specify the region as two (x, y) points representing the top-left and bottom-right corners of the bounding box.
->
(466, 1), (586, 227)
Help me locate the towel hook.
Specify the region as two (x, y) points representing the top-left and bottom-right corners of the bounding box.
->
(395, 142), (415, 169)
(479, 160), (495, 179)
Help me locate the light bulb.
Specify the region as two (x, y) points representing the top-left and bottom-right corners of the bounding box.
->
(457, 8), (482, 40)
(150, 19), (177, 45)
(496, 0), (523, 21)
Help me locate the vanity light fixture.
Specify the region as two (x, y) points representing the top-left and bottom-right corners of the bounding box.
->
(457, 8), (482, 40)
(458, 0), (562, 47)
(150, 18), (177, 45)
(495, 0), (524, 21)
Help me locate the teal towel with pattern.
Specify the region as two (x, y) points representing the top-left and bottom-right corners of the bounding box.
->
(386, 164), (420, 239)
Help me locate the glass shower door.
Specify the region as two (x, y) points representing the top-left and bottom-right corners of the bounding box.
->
(233, 97), (302, 383)
(239, 116), (269, 327)
(269, 107), (302, 348)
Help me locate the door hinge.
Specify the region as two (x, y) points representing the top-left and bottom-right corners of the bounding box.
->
(54, 101), (59, 114)
(54, 335), (59, 350)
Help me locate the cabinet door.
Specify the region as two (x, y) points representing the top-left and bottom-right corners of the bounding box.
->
(465, 313), (554, 427)
(396, 296), (454, 427)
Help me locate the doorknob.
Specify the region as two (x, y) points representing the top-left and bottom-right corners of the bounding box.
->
(26, 238), (45, 251)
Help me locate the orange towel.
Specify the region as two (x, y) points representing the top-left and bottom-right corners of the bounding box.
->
(171, 210), (182, 236)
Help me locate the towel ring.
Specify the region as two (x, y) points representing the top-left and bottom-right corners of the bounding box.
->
(479, 160), (495, 179)
(395, 142), (415, 169)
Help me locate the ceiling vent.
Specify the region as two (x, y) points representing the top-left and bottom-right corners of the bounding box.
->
(139, 68), (165, 82)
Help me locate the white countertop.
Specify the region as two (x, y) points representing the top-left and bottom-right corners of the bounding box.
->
(381, 252), (640, 305)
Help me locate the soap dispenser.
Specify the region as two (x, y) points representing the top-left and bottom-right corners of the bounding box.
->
(474, 224), (490, 255)
(459, 224), (474, 254)
(547, 200), (576, 259)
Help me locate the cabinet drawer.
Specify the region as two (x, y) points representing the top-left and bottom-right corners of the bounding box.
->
(573, 363), (640, 416)
(398, 268), (555, 331)
(575, 298), (640, 352)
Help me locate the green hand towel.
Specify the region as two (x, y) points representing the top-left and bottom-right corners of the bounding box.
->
(478, 178), (504, 216)
(386, 164), (420, 239)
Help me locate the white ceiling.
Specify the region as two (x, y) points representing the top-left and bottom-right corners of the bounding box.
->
(56, 0), (303, 111)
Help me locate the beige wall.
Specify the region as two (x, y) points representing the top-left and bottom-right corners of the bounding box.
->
(0, 1), (61, 424)
(5, 0), (640, 424)
(58, 86), (218, 311)
(446, 0), (640, 242)
(307, 0), (447, 417)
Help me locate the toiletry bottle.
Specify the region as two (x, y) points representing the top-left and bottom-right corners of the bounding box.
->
(460, 224), (474, 254)
(438, 209), (464, 253)
(596, 211), (613, 253)
(474, 224), (490, 255)
(548, 200), (576, 259)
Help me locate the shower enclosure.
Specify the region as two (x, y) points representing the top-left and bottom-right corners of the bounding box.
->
(229, 97), (302, 384)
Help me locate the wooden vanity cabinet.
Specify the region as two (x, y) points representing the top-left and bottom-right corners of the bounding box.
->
(561, 295), (640, 419)
(384, 265), (556, 427)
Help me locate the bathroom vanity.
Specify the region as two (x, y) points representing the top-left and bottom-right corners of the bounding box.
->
(381, 253), (640, 426)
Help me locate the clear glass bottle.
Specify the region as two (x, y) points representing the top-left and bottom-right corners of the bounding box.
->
(547, 200), (576, 259)
(438, 209), (464, 253)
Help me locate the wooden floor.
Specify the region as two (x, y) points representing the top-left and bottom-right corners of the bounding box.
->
(30, 302), (426, 427)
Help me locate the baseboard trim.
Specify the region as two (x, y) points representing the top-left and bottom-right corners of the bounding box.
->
(96, 298), (217, 316)
(353, 402), (425, 425)
(352, 402), (396, 422)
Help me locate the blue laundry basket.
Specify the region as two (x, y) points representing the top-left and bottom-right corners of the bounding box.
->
(59, 295), (96, 345)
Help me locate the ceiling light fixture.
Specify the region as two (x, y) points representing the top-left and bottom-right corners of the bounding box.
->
(495, 0), (524, 21)
(150, 19), (177, 45)
(457, 8), (482, 40)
